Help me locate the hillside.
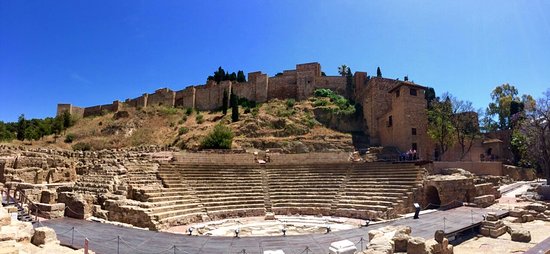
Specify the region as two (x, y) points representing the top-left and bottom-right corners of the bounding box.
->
(9, 96), (360, 153)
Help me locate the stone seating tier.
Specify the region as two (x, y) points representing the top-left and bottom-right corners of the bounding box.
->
(119, 162), (426, 228)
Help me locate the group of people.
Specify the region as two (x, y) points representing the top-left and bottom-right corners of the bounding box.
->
(401, 149), (417, 161)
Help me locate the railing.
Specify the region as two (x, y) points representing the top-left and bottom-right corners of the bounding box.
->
(1, 186), (39, 222)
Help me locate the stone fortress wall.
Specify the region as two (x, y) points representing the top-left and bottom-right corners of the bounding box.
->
(57, 62), (432, 156)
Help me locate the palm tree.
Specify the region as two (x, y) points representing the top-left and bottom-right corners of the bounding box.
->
(338, 65), (350, 76)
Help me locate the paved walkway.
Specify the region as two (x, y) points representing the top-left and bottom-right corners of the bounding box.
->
(39, 206), (506, 254)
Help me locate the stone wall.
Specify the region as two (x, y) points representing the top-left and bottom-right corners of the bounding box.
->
(56, 104), (85, 117)
(315, 76), (347, 96)
(378, 83), (429, 158)
(364, 78), (407, 146)
(231, 81), (254, 102)
(248, 71), (268, 103)
(147, 88), (176, 107)
(175, 86), (195, 109)
(55, 62), (437, 160)
(433, 161), (503, 176)
(194, 81), (231, 111)
(125, 94), (148, 108)
(268, 75), (297, 100)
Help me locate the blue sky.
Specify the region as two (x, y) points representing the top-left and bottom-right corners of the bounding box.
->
(1, 0), (549, 122)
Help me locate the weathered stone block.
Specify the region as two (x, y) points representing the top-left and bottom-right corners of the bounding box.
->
(434, 229), (445, 243)
(0, 207), (11, 226)
(368, 229), (383, 241)
(509, 209), (523, 218)
(0, 240), (19, 254)
(407, 237), (427, 254)
(486, 212), (498, 221)
(31, 227), (58, 246)
(526, 203), (547, 213)
(0, 220), (34, 243)
(522, 214), (535, 223)
(510, 228), (531, 243)
(369, 236), (394, 254)
(40, 190), (56, 204)
(393, 233), (411, 252)
(473, 195), (495, 208)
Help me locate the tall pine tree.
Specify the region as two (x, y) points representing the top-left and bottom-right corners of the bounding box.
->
(230, 93), (239, 122)
(222, 90), (229, 115)
(237, 71), (246, 82)
(376, 67), (382, 77)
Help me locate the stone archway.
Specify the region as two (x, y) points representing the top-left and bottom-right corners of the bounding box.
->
(425, 186), (441, 209)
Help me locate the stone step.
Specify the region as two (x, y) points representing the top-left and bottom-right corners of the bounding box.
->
(270, 194), (337, 199)
(337, 199), (395, 207)
(269, 191), (338, 196)
(335, 204), (390, 211)
(157, 212), (205, 226)
(271, 199), (333, 205)
(205, 203), (265, 212)
(150, 208), (206, 220)
(147, 195), (196, 203)
(149, 203), (203, 214)
(73, 186), (109, 193)
(190, 187), (264, 192)
(343, 189), (410, 195)
(196, 192), (264, 199)
(199, 195), (264, 203)
(143, 189), (192, 195)
(346, 181), (419, 188)
(268, 182), (342, 187)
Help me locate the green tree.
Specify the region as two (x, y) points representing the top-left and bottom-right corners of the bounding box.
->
(16, 114), (26, 141)
(449, 96), (481, 160)
(237, 70), (246, 82)
(483, 84), (534, 132)
(338, 65), (350, 76)
(518, 89), (550, 184)
(427, 95), (455, 159)
(24, 125), (40, 141)
(0, 121), (15, 141)
(222, 90), (229, 115)
(346, 67), (354, 98)
(231, 92), (239, 122)
(376, 67), (382, 77)
(425, 87), (437, 109)
(200, 124), (234, 149)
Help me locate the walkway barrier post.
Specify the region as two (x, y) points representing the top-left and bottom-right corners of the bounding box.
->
(173, 245), (176, 254)
(84, 238), (89, 254)
(443, 217), (446, 232)
(117, 235), (120, 254)
(71, 227), (75, 246)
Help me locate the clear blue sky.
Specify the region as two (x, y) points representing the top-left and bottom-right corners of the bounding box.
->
(1, 1), (549, 122)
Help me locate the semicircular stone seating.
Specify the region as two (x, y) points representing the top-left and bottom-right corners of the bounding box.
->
(72, 153), (425, 230)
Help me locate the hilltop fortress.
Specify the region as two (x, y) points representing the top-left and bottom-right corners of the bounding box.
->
(58, 62), (430, 159)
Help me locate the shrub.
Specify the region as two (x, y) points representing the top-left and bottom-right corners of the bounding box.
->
(64, 134), (75, 143)
(72, 142), (92, 151)
(286, 99), (295, 108)
(200, 124), (234, 149)
(158, 107), (178, 115)
(185, 108), (194, 116)
(276, 108), (295, 117)
(312, 99), (328, 107)
(196, 114), (204, 124)
(178, 127), (189, 135)
(251, 107), (259, 117)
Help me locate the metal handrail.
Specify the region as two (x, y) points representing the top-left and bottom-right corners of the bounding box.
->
(1, 187), (39, 221)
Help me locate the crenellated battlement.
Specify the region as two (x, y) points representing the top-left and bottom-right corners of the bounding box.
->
(56, 62), (431, 157)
